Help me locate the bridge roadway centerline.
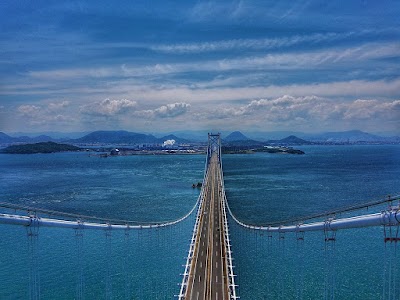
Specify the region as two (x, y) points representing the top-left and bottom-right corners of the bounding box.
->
(185, 153), (229, 300)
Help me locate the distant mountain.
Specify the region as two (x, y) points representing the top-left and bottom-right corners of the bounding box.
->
(2, 129), (398, 146)
(0, 132), (14, 143)
(247, 131), (306, 141)
(222, 131), (264, 147)
(28, 135), (56, 143)
(0, 132), (57, 144)
(222, 131), (313, 146)
(224, 131), (251, 142)
(159, 134), (190, 144)
(74, 130), (159, 144)
(306, 130), (397, 143)
(73, 130), (190, 145)
(159, 130), (210, 142)
(267, 135), (312, 145)
(247, 130), (400, 144)
(10, 131), (90, 139)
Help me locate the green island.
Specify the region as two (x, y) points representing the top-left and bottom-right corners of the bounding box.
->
(1, 142), (81, 154)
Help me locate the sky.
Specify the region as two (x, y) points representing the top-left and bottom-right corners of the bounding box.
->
(0, 0), (399, 135)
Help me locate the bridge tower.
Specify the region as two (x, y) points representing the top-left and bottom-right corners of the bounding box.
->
(207, 133), (221, 164)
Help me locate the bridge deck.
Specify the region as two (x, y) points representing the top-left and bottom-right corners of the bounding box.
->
(185, 154), (229, 300)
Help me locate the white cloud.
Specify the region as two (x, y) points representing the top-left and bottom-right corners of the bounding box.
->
(80, 99), (137, 116)
(189, 1), (242, 22)
(17, 101), (70, 117)
(216, 42), (400, 71)
(25, 42), (400, 81)
(344, 99), (400, 120)
(9, 96), (399, 133)
(15, 102), (75, 128)
(153, 102), (191, 118)
(6, 77), (400, 109)
(151, 32), (355, 53)
(47, 100), (70, 112)
(135, 102), (191, 119)
(17, 105), (41, 117)
(198, 96), (400, 131)
(210, 95), (324, 121)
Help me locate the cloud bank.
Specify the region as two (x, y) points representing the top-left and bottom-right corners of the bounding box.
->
(80, 99), (137, 116)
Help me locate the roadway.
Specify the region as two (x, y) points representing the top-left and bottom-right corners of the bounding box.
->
(185, 154), (229, 300)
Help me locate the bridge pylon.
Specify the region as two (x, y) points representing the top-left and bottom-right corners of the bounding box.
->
(207, 133), (221, 165)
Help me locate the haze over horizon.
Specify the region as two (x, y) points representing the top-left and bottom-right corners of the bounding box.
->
(1, 1), (399, 135)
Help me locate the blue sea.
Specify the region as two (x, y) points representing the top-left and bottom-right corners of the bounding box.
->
(0, 145), (399, 299)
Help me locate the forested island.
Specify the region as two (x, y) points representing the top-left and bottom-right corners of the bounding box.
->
(1, 142), (81, 154)
(222, 146), (304, 155)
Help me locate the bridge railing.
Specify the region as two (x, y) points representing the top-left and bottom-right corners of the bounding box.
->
(213, 134), (238, 300)
(178, 164), (209, 299)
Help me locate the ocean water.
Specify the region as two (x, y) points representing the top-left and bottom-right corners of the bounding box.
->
(223, 145), (400, 225)
(0, 153), (205, 222)
(224, 145), (400, 299)
(0, 145), (399, 299)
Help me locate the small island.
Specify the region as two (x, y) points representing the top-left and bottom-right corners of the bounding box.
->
(1, 142), (81, 154)
(222, 146), (304, 155)
(254, 146), (305, 155)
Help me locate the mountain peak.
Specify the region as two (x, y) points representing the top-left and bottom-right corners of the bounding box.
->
(224, 131), (250, 142)
(75, 130), (158, 144)
(279, 135), (310, 144)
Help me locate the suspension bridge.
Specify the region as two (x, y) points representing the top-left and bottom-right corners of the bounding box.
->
(0, 133), (399, 299)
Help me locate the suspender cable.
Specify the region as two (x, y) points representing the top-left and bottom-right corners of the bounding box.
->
(105, 225), (112, 300)
(138, 228), (143, 299)
(296, 227), (305, 300)
(161, 226), (168, 297)
(278, 231), (285, 300)
(324, 219), (337, 300)
(26, 214), (40, 300)
(382, 207), (400, 300)
(75, 220), (84, 300)
(267, 232), (273, 298)
(123, 226), (131, 300)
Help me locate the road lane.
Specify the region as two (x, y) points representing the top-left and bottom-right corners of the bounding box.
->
(185, 154), (229, 300)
